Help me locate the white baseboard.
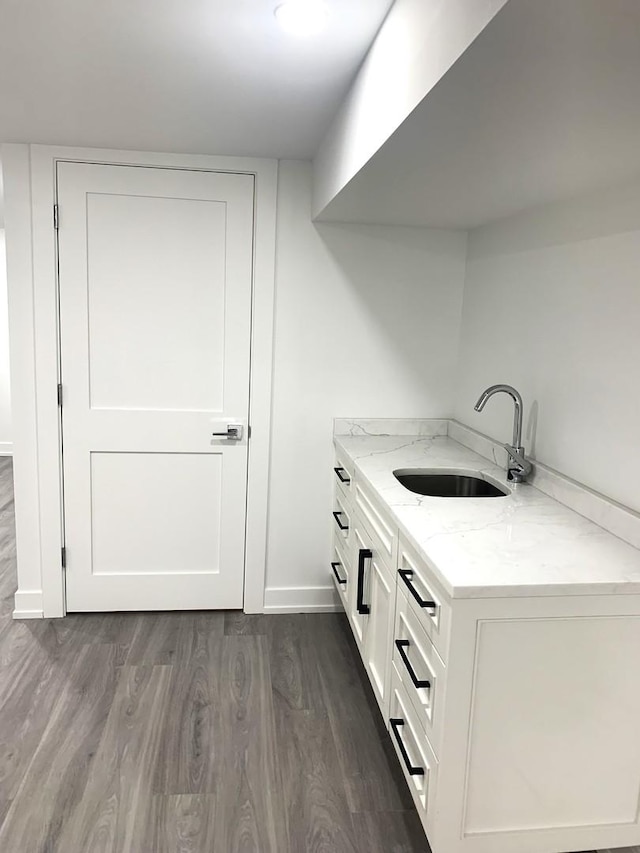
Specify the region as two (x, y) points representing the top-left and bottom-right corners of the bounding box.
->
(0, 442), (13, 456)
(262, 585), (342, 613)
(13, 589), (44, 619)
(12, 586), (340, 617)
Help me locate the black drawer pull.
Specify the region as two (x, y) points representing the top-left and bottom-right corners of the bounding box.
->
(356, 548), (372, 614)
(398, 569), (436, 612)
(395, 639), (431, 689)
(332, 511), (349, 531)
(389, 718), (425, 776)
(331, 561), (347, 585)
(334, 466), (351, 484)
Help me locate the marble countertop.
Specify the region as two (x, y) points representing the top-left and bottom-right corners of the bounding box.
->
(335, 433), (640, 599)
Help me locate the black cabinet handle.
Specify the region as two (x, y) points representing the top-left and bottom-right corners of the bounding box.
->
(332, 511), (349, 531)
(356, 548), (372, 614)
(398, 569), (436, 612)
(389, 718), (425, 776)
(334, 466), (351, 484)
(331, 561), (347, 585)
(395, 639), (431, 689)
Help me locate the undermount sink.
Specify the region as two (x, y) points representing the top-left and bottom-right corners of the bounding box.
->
(393, 469), (509, 498)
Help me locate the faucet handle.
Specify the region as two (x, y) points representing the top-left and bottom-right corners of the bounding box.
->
(504, 444), (532, 480)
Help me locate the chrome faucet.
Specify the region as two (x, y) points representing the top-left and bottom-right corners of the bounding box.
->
(474, 384), (532, 483)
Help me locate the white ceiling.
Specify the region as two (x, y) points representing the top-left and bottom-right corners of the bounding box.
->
(317, 0), (640, 229)
(0, 0), (392, 160)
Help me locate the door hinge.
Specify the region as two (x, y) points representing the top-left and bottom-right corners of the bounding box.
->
(61, 546), (66, 569)
(247, 425), (252, 439)
(57, 383), (63, 407)
(53, 204), (59, 230)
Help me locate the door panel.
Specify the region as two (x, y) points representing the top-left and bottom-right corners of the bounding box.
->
(57, 161), (254, 612)
(89, 452), (222, 576)
(86, 193), (227, 412)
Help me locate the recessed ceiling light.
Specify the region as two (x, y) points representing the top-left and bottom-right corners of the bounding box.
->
(274, 1), (329, 36)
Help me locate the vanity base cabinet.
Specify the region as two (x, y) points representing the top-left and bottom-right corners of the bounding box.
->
(330, 454), (640, 853)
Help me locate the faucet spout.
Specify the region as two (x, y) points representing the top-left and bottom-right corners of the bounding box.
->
(474, 383), (523, 449)
(473, 384), (531, 483)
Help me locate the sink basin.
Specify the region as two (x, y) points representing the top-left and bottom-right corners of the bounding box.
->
(393, 469), (508, 498)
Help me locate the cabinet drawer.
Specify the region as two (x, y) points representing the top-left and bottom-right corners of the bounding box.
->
(389, 667), (438, 825)
(330, 538), (350, 610)
(397, 536), (451, 662)
(332, 491), (352, 550)
(354, 480), (396, 569)
(393, 587), (446, 755)
(333, 449), (354, 500)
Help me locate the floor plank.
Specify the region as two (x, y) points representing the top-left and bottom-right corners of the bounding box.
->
(0, 643), (119, 852)
(0, 637), (91, 801)
(214, 634), (288, 853)
(125, 612), (187, 665)
(223, 611), (266, 636)
(314, 614), (413, 813)
(153, 614), (224, 796)
(351, 810), (431, 853)
(268, 614), (325, 713)
(53, 664), (171, 853)
(274, 699), (359, 853)
(152, 794), (217, 853)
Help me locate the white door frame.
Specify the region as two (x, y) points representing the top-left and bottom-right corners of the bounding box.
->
(3, 143), (278, 618)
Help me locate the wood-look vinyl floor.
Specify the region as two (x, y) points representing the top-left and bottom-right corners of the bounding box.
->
(0, 457), (637, 853)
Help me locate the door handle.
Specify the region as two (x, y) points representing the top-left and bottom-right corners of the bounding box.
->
(331, 561), (347, 585)
(356, 548), (372, 615)
(332, 511), (349, 532)
(395, 639), (431, 689)
(211, 424), (244, 441)
(398, 569), (436, 612)
(389, 718), (425, 776)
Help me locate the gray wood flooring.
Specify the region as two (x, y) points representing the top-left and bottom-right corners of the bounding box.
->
(0, 456), (637, 853)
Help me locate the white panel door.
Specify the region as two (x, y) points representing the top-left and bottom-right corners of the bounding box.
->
(57, 161), (254, 612)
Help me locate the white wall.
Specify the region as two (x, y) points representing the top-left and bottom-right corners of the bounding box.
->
(0, 230), (11, 454)
(312, 0), (508, 217)
(266, 161), (467, 603)
(455, 178), (640, 514)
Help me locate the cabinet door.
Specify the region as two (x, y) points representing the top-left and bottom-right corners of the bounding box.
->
(363, 554), (396, 718)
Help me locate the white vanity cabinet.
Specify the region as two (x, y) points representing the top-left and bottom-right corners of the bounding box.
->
(330, 447), (640, 853)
